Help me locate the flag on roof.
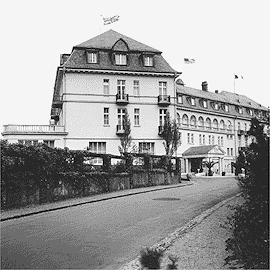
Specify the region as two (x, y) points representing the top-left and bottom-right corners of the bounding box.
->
(235, 74), (244, 79)
(184, 58), (195, 64)
(103, 15), (120, 25)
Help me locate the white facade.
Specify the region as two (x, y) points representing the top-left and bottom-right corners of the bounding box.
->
(2, 30), (268, 174)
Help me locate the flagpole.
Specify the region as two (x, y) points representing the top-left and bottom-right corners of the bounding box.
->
(234, 74), (236, 94)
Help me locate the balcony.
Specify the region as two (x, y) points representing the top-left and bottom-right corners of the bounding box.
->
(158, 95), (171, 106)
(158, 125), (164, 136)
(2, 125), (67, 135)
(116, 93), (129, 105)
(52, 95), (63, 109)
(116, 124), (130, 135)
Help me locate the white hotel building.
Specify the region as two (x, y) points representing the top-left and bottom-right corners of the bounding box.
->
(2, 30), (268, 174)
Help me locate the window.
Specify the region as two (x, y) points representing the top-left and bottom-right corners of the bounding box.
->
(191, 98), (196, 106)
(118, 108), (126, 126)
(199, 134), (202, 145)
(139, 142), (154, 154)
(244, 123), (247, 131)
(227, 148), (230, 156)
(238, 122), (241, 130)
(159, 82), (167, 96)
(231, 148), (233, 156)
(203, 135), (205, 145)
(203, 100), (207, 108)
(182, 114), (189, 126)
(115, 54), (127, 65)
(236, 106), (243, 114)
(214, 103), (219, 110)
(247, 108), (253, 116)
(177, 113), (181, 126)
(224, 104), (229, 112)
(134, 108), (140, 126)
(208, 135), (211, 145)
(198, 116), (204, 128)
(88, 142), (106, 164)
(212, 135), (215, 145)
(221, 137), (224, 146)
(228, 120), (232, 131)
(117, 80), (126, 98)
(177, 95), (183, 104)
(218, 136), (220, 145)
(220, 120), (226, 130)
(191, 134), (194, 144)
(159, 109), (167, 126)
(206, 118), (211, 130)
(43, 140), (54, 147)
(144, 55), (153, 66)
(133, 80), (140, 96)
(103, 79), (109, 95)
(87, 52), (98, 63)
(190, 115), (196, 128)
(245, 136), (248, 146)
(213, 119), (218, 130)
(187, 133), (190, 144)
(104, 108), (109, 125)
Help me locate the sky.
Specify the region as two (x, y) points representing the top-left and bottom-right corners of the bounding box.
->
(1, 0), (269, 135)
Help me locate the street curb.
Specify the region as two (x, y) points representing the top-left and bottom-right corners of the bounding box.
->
(120, 193), (242, 270)
(1, 182), (193, 222)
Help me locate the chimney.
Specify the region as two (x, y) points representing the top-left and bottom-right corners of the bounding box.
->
(215, 90), (219, 93)
(60, 54), (70, 65)
(202, 81), (208, 91)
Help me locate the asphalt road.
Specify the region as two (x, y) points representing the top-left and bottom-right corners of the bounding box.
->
(1, 177), (239, 269)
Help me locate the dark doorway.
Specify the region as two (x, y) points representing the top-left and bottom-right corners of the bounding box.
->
(190, 158), (203, 173)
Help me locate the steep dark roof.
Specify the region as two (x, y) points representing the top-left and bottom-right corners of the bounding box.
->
(62, 30), (179, 74)
(177, 85), (268, 114)
(75, 29), (161, 53)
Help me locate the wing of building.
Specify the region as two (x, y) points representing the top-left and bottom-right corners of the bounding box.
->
(2, 29), (269, 174)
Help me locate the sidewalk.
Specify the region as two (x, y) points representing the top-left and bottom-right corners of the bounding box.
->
(121, 193), (243, 270)
(1, 181), (193, 221)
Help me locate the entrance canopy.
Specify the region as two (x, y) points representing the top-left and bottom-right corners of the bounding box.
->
(182, 145), (225, 159)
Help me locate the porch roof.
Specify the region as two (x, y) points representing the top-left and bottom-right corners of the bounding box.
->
(182, 145), (225, 159)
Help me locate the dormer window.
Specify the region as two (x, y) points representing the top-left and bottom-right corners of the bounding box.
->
(211, 101), (219, 110)
(203, 100), (207, 108)
(224, 104), (229, 112)
(177, 95), (183, 104)
(115, 53), (127, 65)
(236, 106), (243, 114)
(87, 51), (98, 63)
(144, 55), (153, 66)
(246, 108), (253, 116)
(186, 97), (196, 106)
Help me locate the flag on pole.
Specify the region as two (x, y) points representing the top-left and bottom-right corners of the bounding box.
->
(184, 58), (195, 64)
(103, 15), (120, 25)
(235, 74), (244, 79)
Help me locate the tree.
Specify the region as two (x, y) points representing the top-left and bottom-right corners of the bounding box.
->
(202, 158), (218, 176)
(160, 112), (181, 157)
(160, 112), (181, 183)
(225, 117), (269, 269)
(118, 111), (134, 155)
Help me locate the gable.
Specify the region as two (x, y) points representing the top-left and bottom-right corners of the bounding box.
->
(112, 39), (129, 52)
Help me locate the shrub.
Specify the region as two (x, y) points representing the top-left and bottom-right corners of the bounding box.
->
(139, 247), (164, 269)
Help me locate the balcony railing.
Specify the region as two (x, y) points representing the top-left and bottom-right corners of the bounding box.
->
(116, 93), (129, 104)
(2, 125), (66, 134)
(158, 95), (171, 106)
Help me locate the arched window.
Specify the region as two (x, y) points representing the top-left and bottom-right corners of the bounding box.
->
(182, 114), (189, 126)
(190, 115), (196, 128)
(198, 116), (204, 129)
(227, 120), (232, 131)
(206, 117), (211, 130)
(213, 119), (218, 130)
(220, 120), (226, 130)
(177, 113), (181, 126)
